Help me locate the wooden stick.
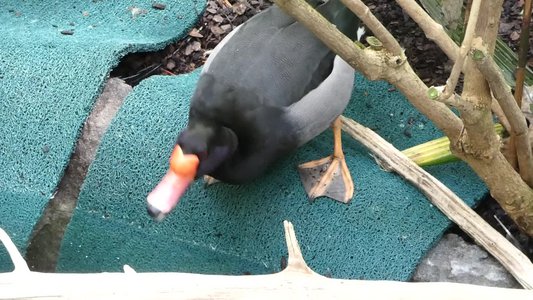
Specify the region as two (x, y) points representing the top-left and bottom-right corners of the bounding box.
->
(1, 223), (532, 299)
(339, 116), (533, 289)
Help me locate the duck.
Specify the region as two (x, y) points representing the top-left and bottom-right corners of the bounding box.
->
(147, 0), (361, 220)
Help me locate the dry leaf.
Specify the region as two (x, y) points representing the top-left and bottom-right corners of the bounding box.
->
(510, 31), (520, 41)
(210, 25), (225, 35)
(166, 59), (176, 70)
(221, 24), (232, 32)
(191, 41), (202, 52)
(184, 41), (202, 56)
(189, 28), (203, 38)
(232, 2), (247, 15)
(213, 14), (224, 23)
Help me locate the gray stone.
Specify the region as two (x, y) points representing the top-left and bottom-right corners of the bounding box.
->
(25, 78), (132, 271)
(412, 233), (521, 288)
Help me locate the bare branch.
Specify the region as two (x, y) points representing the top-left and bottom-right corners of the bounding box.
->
(273, 0), (463, 140)
(427, 86), (475, 111)
(395, 0), (458, 61)
(471, 39), (533, 186)
(340, 0), (404, 56)
(513, 0), (533, 109)
(492, 98), (512, 133)
(340, 116), (533, 289)
(440, 0), (482, 99)
(0, 228), (30, 273)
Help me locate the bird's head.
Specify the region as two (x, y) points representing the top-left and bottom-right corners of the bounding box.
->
(146, 122), (237, 221)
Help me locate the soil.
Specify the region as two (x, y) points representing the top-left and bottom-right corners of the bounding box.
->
(110, 0), (533, 260)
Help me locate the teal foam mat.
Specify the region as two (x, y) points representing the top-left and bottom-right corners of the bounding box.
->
(58, 70), (486, 280)
(0, 0), (205, 271)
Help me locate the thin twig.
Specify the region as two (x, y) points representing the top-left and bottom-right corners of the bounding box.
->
(472, 39), (533, 187)
(492, 98), (512, 133)
(508, 0), (533, 174)
(340, 116), (533, 289)
(493, 215), (522, 249)
(439, 0), (482, 99)
(513, 0), (532, 109)
(0, 228), (30, 273)
(430, 86), (474, 111)
(340, 0), (404, 56)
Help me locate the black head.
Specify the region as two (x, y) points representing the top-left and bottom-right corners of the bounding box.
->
(177, 121), (238, 177)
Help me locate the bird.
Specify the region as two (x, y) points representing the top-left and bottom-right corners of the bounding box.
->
(147, 0), (361, 220)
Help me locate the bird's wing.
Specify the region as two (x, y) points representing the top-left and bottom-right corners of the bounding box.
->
(285, 55), (355, 146)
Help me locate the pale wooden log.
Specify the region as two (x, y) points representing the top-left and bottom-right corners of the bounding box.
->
(1, 223), (532, 299)
(340, 116), (533, 289)
(0, 228), (29, 273)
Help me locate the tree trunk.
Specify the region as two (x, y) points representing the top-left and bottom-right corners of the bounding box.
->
(453, 0), (533, 234)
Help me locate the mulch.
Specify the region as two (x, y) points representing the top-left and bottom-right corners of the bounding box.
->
(110, 0), (533, 260)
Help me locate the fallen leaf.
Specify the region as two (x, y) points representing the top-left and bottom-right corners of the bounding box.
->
(499, 22), (515, 32)
(221, 24), (232, 32)
(213, 14), (224, 23)
(184, 41), (202, 55)
(191, 41), (202, 52)
(232, 2), (247, 15)
(184, 44), (194, 56)
(166, 59), (176, 70)
(189, 28), (203, 38)
(510, 31), (520, 41)
(210, 25), (225, 35)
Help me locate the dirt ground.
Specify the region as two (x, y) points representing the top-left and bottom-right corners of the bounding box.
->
(110, 0), (533, 260)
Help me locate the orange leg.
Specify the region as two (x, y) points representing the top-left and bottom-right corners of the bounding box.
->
(298, 117), (354, 203)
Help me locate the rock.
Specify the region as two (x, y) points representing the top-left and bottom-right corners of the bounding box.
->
(25, 78), (132, 271)
(412, 234), (521, 288)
